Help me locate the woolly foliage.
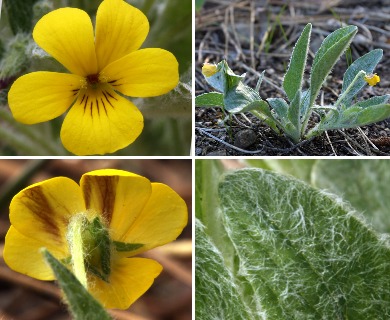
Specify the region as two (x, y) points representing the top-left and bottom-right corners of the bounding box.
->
(196, 163), (390, 319)
(195, 219), (255, 320)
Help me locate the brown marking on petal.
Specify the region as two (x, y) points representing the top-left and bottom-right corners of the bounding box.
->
(83, 96), (89, 113)
(90, 101), (93, 117)
(102, 91), (114, 109)
(82, 175), (119, 226)
(108, 80), (117, 84)
(19, 186), (63, 242)
(80, 94), (86, 104)
(96, 99), (100, 117)
(100, 98), (108, 116)
(105, 91), (118, 101)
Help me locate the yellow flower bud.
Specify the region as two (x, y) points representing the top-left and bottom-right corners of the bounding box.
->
(202, 63), (217, 77)
(364, 73), (380, 86)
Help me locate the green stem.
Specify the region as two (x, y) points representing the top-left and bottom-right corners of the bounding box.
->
(334, 70), (366, 108)
(67, 215), (88, 289)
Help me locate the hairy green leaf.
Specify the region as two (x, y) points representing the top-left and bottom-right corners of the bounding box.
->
(283, 23), (311, 101)
(203, 60), (244, 93)
(313, 160), (390, 233)
(244, 159), (316, 183)
(339, 49), (383, 106)
(351, 94), (390, 109)
(217, 169), (390, 319)
(224, 82), (261, 113)
(195, 219), (252, 320)
(5, 0), (38, 34)
(195, 92), (224, 108)
(42, 249), (111, 320)
(310, 26), (357, 108)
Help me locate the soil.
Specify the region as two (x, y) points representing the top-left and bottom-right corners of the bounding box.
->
(195, 0), (390, 156)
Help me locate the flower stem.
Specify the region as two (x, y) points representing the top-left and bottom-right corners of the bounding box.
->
(67, 215), (88, 289)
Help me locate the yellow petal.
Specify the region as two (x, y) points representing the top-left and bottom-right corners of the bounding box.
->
(89, 257), (162, 309)
(102, 48), (179, 97)
(60, 86), (143, 155)
(3, 226), (68, 281)
(9, 177), (85, 247)
(80, 169), (152, 240)
(119, 183), (188, 256)
(8, 72), (83, 124)
(364, 73), (380, 86)
(202, 63), (217, 77)
(33, 8), (97, 76)
(95, 0), (149, 70)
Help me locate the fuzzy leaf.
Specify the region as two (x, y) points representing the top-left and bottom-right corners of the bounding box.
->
(195, 92), (224, 108)
(351, 94), (389, 109)
(244, 159), (316, 183)
(4, 0), (38, 34)
(42, 249), (111, 320)
(310, 26), (357, 108)
(217, 169), (390, 319)
(267, 97), (300, 142)
(339, 49), (383, 106)
(267, 97), (289, 120)
(224, 82), (261, 113)
(283, 23), (311, 101)
(195, 218), (251, 320)
(203, 60), (244, 93)
(313, 160), (390, 233)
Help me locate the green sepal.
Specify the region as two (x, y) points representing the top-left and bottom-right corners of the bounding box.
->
(113, 241), (144, 252)
(41, 249), (112, 320)
(195, 92), (224, 108)
(82, 217), (111, 282)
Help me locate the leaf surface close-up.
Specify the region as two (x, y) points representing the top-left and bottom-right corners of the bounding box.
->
(196, 163), (390, 319)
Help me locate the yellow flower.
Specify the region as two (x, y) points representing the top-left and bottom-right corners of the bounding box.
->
(364, 73), (380, 86)
(202, 63), (217, 77)
(8, 0), (179, 155)
(3, 169), (188, 309)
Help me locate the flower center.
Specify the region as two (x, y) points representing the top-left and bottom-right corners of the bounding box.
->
(86, 73), (101, 89)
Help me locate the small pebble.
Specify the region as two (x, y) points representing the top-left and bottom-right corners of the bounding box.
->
(234, 129), (257, 149)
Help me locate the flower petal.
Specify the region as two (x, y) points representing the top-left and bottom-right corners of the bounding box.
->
(80, 169), (152, 239)
(60, 86), (143, 155)
(3, 226), (68, 281)
(8, 72), (83, 124)
(89, 257), (162, 309)
(102, 48), (179, 97)
(119, 183), (188, 256)
(9, 177), (85, 246)
(95, 0), (149, 70)
(33, 8), (97, 76)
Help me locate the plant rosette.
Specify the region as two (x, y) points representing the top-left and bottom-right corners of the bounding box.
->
(3, 169), (188, 309)
(8, 0), (179, 155)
